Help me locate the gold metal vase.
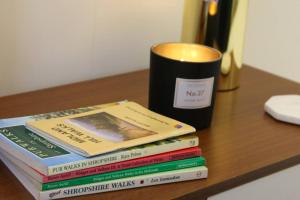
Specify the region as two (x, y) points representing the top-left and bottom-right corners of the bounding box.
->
(181, 0), (248, 91)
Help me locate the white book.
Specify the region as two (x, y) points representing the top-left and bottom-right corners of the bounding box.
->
(0, 152), (208, 200)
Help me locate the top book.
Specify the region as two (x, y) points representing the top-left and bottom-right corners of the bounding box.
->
(26, 101), (195, 157)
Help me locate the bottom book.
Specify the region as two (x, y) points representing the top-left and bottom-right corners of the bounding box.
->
(0, 152), (208, 200)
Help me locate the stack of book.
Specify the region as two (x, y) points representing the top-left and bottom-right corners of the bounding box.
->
(0, 101), (207, 200)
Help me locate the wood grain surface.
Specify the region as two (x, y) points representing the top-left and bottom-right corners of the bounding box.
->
(1, 66), (300, 200)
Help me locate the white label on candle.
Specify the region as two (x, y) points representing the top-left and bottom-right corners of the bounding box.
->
(173, 77), (214, 109)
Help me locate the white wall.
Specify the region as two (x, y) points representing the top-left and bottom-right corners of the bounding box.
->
(0, 0), (184, 96)
(244, 0), (300, 83)
(1, 0), (300, 96)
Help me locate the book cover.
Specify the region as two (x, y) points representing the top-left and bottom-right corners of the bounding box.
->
(0, 125), (198, 176)
(0, 151), (207, 200)
(0, 102), (198, 176)
(26, 101), (196, 157)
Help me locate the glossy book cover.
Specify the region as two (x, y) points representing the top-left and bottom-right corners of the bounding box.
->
(26, 102), (196, 157)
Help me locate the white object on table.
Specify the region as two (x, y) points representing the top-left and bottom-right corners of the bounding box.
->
(264, 95), (300, 125)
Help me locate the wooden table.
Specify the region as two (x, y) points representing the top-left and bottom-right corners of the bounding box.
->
(1, 66), (300, 200)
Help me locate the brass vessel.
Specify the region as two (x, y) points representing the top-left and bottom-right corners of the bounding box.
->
(182, 0), (248, 91)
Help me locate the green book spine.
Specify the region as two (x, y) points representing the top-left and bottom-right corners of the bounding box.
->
(42, 156), (205, 191)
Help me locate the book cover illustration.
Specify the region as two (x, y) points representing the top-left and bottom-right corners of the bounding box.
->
(26, 102), (196, 157)
(66, 112), (156, 143)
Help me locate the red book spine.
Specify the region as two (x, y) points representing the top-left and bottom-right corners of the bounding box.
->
(41, 147), (201, 183)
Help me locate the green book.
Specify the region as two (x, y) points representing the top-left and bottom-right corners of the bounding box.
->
(41, 156), (205, 191)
